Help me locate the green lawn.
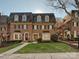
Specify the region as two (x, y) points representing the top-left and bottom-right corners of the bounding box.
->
(0, 42), (21, 53)
(17, 42), (79, 53)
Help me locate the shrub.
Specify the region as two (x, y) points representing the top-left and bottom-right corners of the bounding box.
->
(51, 34), (58, 42)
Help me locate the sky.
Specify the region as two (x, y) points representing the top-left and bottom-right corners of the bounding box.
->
(0, 0), (75, 18)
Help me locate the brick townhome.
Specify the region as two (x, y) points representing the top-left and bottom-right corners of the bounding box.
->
(9, 12), (56, 41)
(0, 14), (9, 40)
(58, 10), (79, 40)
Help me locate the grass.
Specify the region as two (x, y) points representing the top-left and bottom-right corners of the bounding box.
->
(17, 42), (79, 53)
(0, 42), (21, 53)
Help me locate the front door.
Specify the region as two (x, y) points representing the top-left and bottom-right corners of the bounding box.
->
(24, 33), (29, 41)
(33, 34), (39, 40)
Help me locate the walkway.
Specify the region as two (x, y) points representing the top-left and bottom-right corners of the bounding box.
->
(0, 42), (29, 56)
(0, 53), (79, 59)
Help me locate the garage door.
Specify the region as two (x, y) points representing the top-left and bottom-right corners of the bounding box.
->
(42, 33), (50, 41)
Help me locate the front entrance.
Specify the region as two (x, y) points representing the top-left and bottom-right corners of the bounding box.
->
(42, 33), (50, 41)
(24, 32), (29, 41)
(33, 33), (39, 41)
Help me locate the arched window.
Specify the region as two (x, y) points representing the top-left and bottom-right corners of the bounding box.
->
(14, 15), (19, 21)
(37, 15), (41, 22)
(22, 15), (27, 21)
(45, 15), (49, 22)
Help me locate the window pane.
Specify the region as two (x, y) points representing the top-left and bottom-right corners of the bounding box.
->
(22, 15), (27, 21)
(45, 15), (49, 22)
(14, 15), (18, 21)
(37, 15), (41, 22)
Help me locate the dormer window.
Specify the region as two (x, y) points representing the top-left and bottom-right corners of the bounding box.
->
(37, 15), (41, 22)
(14, 15), (19, 21)
(45, 15), (49, 22)
(22, 15), (27, 21)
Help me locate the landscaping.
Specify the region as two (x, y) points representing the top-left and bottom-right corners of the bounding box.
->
(0, 41), (21, 53)
(17, 42), (79, 53)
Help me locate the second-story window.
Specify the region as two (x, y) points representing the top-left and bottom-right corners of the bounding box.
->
(45, 15), (49, 22)
(22, 15), (27, 21)
(73, 22), (77, 27)
(14, 15), (19, 21)
(37, 15), (41, 22)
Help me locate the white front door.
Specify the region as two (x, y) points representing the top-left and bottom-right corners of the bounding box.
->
(42, 33), (50, 41)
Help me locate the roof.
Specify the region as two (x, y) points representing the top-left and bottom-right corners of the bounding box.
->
(0, 15), (8, 25)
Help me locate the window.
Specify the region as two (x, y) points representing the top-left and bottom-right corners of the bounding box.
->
(37, 15), (41, 22)
(74, 22), (77, 27)
(34, 25), (37, 30)
(49, 25), (52, 30)
(14, 33), (22, 40)
(22, 15), (27, 21)
(44, 25), (47, 29)
(24, 25), (28, 29)
(24, 25), (26, 29)
(45, 15), (49, 22)
(32, 25), (34, 29)
(14, 25), (20, 29)
(77, 22), (78, 27)
(75, 12), (79, 17)
(15, 34), (18, 40)
(14, 15), (19, 21)
(74, 31), (77, 38)
(42, 25), (44, 30)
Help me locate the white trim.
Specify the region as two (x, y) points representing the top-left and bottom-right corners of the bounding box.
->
(33, 33), (39, 40)
(24, 32), (29, 41)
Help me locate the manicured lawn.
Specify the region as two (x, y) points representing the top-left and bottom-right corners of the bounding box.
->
(0, 42), (21, 53)
(17, 42), (79, 53)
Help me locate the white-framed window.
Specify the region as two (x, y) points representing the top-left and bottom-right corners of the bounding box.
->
(42, 25), (44, 30)
(74, 22), (77, 27)
(45, 15), (49, 22)
(37, 15), (41, 22)
(24, 25), (26, 29)
(49, 25), (52, 30)
(14, 15), (19, 21)
(13, 33), (22, 40)
(22, 15), (27, 21)
(75, 12), (78, 17)
(34, 25), (37, 30)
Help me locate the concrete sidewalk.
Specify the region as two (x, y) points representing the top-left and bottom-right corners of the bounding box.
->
(0, 43), (29, 56)
(0, 53), (79, 59)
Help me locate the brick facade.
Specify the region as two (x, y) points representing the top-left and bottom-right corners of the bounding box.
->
(9, 12), (56, 41)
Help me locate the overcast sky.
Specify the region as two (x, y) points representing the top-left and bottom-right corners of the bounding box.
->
(0, 0), (75, 18)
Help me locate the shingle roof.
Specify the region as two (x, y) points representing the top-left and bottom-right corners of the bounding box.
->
(0, 15), (8, 25)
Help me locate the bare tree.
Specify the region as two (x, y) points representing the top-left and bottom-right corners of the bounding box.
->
(47, 0), (79, 15)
